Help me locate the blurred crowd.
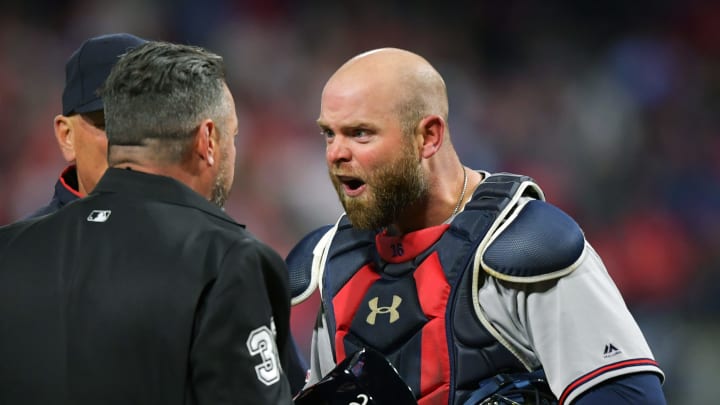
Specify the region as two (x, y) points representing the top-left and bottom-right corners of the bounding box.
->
(1, 0), (718, 401)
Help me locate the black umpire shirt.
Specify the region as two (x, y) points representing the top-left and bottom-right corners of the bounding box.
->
(0, 168), (293, 404)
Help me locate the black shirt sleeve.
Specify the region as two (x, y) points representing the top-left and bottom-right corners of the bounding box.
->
(188, 238), (293, 404)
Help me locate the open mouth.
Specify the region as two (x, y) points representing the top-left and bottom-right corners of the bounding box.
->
(338, 175), (366, 197)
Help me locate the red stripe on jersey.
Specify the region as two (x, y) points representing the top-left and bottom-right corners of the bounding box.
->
(558, 358), (661, 404)
(60, 165), (84, 198)
(332, 264), (380, 362)
(414, 252), (451, 404)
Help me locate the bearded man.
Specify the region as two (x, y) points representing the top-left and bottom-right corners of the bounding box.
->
(288, 48), (665, 405)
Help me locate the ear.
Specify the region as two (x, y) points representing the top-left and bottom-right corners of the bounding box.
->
(417, 114), (445, 159)
(54, 115), (76, 162)
(194, 119), (217, 167)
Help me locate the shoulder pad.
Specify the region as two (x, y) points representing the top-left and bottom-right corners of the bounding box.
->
(286, 224), (334, 304)
(481, 200), (585, 282)
(286, 217), (344, 305)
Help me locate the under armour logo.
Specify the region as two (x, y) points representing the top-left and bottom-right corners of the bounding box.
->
(366, 295), (402, 325)
(87, 210), (111, 222)
(603, 343), (621, 358)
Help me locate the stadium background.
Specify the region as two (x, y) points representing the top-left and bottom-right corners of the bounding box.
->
(1, 1), (718, 401)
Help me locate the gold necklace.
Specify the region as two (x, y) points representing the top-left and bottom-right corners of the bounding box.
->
(452, 167), (468, 217)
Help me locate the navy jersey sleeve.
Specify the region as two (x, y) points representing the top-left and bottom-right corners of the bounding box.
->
(188, 238), (293, 404)
(573, 373), (666, 404)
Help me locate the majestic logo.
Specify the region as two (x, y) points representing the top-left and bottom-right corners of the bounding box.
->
(603, 343), (621, 358)
(87, 210), (111, 222)
(366, 295), (402, 325)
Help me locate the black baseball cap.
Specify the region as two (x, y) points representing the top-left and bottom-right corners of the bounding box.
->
(62, 33), (147, 116)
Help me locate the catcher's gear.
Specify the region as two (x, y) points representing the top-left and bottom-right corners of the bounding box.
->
(464, 369), (557, 405)
(293, 347), (417, 405)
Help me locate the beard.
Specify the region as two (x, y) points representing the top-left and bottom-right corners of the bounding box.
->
(210, 146), (231, 208)
(331, 142), (428, 230)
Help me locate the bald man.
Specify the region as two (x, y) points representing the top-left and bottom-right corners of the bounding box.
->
(287, 48), (666, 404)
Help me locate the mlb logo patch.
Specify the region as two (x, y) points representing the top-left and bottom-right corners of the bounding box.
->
(87, 210), (112, 223)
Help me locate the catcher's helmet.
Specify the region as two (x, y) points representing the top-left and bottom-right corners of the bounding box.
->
(293, 347), (417, 405)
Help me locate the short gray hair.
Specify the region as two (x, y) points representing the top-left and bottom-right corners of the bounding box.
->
(101, 41), (228, 163)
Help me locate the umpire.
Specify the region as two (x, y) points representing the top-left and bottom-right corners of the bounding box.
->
(0, 41), (293, 404)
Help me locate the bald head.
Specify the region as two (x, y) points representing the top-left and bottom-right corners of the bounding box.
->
(323, 48), (449, 135)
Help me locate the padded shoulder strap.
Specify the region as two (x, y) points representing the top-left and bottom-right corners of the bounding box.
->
(468, 171), (544, 206)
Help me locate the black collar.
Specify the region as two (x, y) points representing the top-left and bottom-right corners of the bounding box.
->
(92, 167), (243, 228)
